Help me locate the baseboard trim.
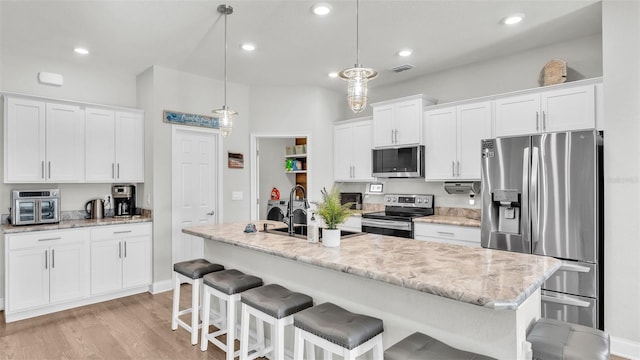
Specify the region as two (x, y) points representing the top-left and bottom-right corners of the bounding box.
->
(611, 336), (640, 359)
(150, 279), (173, 294)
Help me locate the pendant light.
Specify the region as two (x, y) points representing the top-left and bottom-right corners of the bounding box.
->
(213, 4), (237, 137)
(339, 0), (378, 113)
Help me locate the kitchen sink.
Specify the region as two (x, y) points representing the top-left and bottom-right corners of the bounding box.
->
(263, 225), (365, 239)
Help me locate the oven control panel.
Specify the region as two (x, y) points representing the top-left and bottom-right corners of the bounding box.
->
(384, 194), (434, 208)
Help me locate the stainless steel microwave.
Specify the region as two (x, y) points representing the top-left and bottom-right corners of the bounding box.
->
(10, 189), (61, 226)
(372, 145), (424, 178)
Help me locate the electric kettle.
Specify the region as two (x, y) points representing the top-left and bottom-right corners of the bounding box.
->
(85, 199), (105, 219)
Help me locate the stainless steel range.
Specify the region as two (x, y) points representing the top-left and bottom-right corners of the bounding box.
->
(362, 194), (434, 238)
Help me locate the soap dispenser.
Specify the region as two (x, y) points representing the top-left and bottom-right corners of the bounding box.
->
(307, 212), (319, 244)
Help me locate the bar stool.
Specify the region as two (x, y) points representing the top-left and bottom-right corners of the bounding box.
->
(293, 302), (384, 360)
(527, 318), (610, 360)
(239, 284), (314, 360)
(384, 332), (496, 360)
(200, 269), (264, 360)
(172, 258), (225, 345)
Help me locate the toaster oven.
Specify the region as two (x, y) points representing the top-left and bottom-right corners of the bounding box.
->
(10, 189), (61, 225)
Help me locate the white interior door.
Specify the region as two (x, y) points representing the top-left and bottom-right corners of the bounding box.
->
(172, 127), (218, 264)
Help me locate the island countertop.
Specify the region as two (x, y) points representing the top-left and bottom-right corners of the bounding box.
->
(183, 222), (560, 310)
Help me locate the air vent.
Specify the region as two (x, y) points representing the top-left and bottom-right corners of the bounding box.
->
(391, 64), (415, 73)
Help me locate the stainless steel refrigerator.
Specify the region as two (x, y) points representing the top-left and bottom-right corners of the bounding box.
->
(480, 130), (604, 329)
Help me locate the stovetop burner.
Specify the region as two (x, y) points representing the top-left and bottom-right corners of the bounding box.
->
(362, 194), (434, 221)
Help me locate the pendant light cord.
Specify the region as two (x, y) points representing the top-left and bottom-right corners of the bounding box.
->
(355, 0), (360, 66)
(223, 5), (228, 108)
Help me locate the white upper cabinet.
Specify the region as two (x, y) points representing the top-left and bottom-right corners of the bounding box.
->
(4, 97), (84, 183)
(85, 109), (144, 183)
(424, 101), (492, 181)
(372, 95), (435, 148)
(495, 84), (596, 137)
(334, 118), (374, 182)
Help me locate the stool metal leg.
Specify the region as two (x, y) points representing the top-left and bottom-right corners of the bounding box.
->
(171, 275), (181, 330)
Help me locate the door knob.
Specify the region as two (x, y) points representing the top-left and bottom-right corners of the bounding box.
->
(206, 210), (215, 216)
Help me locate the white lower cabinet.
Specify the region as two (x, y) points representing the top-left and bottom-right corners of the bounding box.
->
(413, 222), (480, 247)
(6, 229), (90, 313)
(90, 223), (152, 295)
(338, 215), (362, 232)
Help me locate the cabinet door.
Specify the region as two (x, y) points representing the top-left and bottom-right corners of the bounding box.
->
(542, 85), (595, 132)
(45, 103), (85, 182)
(7, 247), (49, 311)
(90, 238), (123, 295)
(352, 121), (373, 180)
(4, 97), (46, 182)
(122, 236), (151, 289)
(424, 107), (457, 180)
(333, 123), (354, 181)
(85, 108), (116, 182)
(494, 94), (540, 137)
(395, 99), (422, 145)
(457, 102), (492, 180)
(115, 111), (144, 182)
(49, 240), (89, 303)
(372, 105), (395, 147)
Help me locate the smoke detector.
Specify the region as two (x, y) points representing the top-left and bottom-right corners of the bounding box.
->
(390, 64), (415, 73)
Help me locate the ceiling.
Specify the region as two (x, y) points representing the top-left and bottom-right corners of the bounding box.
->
(1, 1), (602, 92)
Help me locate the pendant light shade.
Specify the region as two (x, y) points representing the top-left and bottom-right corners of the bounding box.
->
(339, 0), (377, 113)
(213, 4), (237, 137)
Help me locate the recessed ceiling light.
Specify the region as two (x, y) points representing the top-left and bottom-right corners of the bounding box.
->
(328, 72), (339, 78)
(502, 13), (524, 25)
(73, 47), (89, 55)
(398, 49), (413, 57)
(241, 43), (255, 51)
(311, 3), (332, 16)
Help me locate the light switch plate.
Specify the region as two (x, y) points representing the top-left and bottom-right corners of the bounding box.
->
(232, 191), (243, 201)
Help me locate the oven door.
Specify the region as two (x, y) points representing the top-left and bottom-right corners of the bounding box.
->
(13, 199), (37, 225)
(361, 218), (413, 238)
(38, 198), (60, 224)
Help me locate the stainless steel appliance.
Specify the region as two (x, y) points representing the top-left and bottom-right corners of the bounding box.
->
(10, 189), (60, 225)
(481, 130), (604, 329)
(85, 199), (105, 219)
(372, 145), (424, 178)
(340, 192), (363, 210)
(112, 184), (136, 217)
(362, 194), (434, 238)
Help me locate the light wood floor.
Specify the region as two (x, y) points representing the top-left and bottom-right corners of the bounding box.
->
(0, 287), (630, 360)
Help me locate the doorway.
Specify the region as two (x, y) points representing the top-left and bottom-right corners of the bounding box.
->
(171, 126), (221, 263)
(250, 133), (311, 221)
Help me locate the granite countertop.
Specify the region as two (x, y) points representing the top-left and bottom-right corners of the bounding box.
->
(2, 216), (153, 234)
(414, 215), (481, 228)
(183, 222), (560, 310)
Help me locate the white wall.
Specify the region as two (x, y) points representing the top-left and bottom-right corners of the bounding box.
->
(602, 1), (640, 356)
(258, 138), (295, 219)
(136, 65), (251, 286)
(249, 86), (343, 203)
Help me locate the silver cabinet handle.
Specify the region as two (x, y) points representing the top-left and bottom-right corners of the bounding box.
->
(119, 241), (122, 258)
(541, 295), (591, 308)
(48, 161), (51, 178)
(117, 163), (120, 179)
(395, 129), (399, 143)
(45, 250), (48, 269)
(39, 237), (62, 241)
(112, 163), (115, 179)
(542, 111), (547, 131)
(52, 249), (55, 268)
(456, 161), (460, 177)
(41, 161), (45, 179)
(391, 130), (394, 144)
(113, 230), (132, 234)
(436, 231), (455, 236)
(535, 112), (540, 132)
(451, 161), (455, 177)
(124, 241), (127, 258)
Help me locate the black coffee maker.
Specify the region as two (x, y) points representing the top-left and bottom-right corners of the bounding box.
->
(112, 184), (136, 217)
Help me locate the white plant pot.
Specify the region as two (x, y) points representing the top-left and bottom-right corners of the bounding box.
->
(322, 228), (341, 247)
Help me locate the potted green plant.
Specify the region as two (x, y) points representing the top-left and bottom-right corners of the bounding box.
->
(314, 186), (353, 247)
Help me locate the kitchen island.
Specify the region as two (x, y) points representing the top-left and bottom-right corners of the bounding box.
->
(184, 222), (560, 359)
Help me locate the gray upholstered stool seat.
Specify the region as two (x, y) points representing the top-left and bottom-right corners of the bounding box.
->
(384, 332), (496, 360)
(203, 269), (263, 295)
(173, 258), (224, 279)
(241, 283), (313, 319)
(527, 318), (610, 360)
(239, 284), (314, 359)
(293, 302), (384, 359)
(171, 259), (224, 345)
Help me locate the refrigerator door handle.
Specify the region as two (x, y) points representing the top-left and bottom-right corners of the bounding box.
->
(522, 147), (530, 251)
(541, 294), (591, 308)
(530, 146), (540, 251)
(559, 263), (591, 273)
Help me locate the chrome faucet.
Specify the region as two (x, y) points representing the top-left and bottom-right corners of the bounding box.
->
(285, 184), (309, 236)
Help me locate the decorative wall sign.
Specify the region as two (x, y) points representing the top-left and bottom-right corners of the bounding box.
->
(228, 152), (244, 169)
(163, 110), (219, 129)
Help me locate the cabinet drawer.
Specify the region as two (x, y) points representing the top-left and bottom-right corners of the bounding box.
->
(7, 229), (88, 250)
(414, 223), (480, 243)
(90, 223), (151, 240)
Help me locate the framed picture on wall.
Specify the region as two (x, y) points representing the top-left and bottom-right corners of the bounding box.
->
(228, 152), (244, 169)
